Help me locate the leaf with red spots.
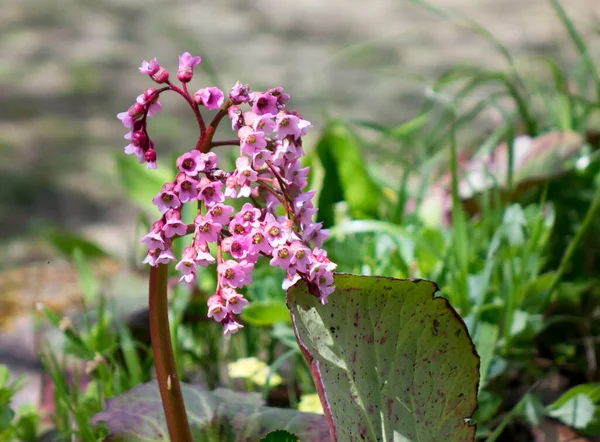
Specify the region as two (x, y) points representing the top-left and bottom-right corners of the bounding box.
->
(91, 381), (329, 441)
(287, 274), (479, 442)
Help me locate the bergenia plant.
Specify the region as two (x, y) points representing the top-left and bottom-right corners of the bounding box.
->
(117, 52), (336, 441)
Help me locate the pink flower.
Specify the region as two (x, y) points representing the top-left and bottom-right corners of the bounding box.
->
(284, 161), (309, 190)
(229, 217), (250, 237)
(156, 247), (176, 265)
(270, 244), (292, 269)
(194, 241), (216, 266)
(218, 260), (246, 288)
(193, 87), (224, 110)
(224, 175), (238, 199)
(290, 241), (311, 270)
(152, 182), (181, 213)
(141, 220), (167, 250)
(177, 52), (201, 83)
(175, 246), (198, 283)
(275, 112), (303, 139)
(304, 222), (329, 248)
(136, 88), (162, 117)
(139, 58), (159, 75)
(252, 149), (269, 169)
(235, 203), (262, 228)
(228, 106), (243, 131)
(124, 142), (143, 159)
(197, 177), (225, 206)
(239, 260), (254, 286)
(222, 287), (249, 314)
(222, 315), (243, 335)
(145, 147), (157, 169)
(174, 172), (198, 203)
(252, 91), (278, 115)
(229, 81), (251, 105)
(142, 249), (160, 267)
(207, 294), (227, 322)
(176, 150), (204, 176)
(139, 58), (169, 83)
(207, 203), (234, 225)
(234, 156), (257, 197)
(194, 214), (222, 243)
(238, 126), (267, 156)
(200, 152), (218, 172)
(267, 87), (290, 107)
(248, 228), (273, 256)
(282, 273), (301, 290)
(244, 112), (276, 132)
(163, 209), (188, 238)
(117, 103), (144, 130)
(222, 235), (251, 261)
(308, 249), (337, 279)
(264, 218), (287, 247)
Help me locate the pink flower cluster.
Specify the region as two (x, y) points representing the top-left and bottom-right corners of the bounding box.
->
(117, 53), (336, 335)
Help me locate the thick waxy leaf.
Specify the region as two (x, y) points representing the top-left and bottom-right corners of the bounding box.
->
(287, 274), (479, 442)
(92, 381), (329, 441)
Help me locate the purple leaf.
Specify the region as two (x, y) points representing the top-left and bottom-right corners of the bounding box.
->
(92, 381), (329, 441)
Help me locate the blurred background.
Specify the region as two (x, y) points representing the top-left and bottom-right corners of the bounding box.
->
(1, 0), (598, 266)
(2, 1), (600, 438)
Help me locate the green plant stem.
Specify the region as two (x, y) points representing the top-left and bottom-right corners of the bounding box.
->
(149, 264), (192, 442)
(543, 180), (600, 309)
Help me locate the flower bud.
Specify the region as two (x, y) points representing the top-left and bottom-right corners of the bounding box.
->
(151, 66), (169, 84)
(131, 131), (147, 147)
(127, 102), (145, 119)
(177, 52), (201, 83)
(145, 147), (157, 163)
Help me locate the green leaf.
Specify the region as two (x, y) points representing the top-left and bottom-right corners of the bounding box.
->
(43, 231), (109, 259)
(519, 393), (545, 427)
(92, 381), (329, 441)
(315, 120), (380, 227)
(547, 383), (600, 432)
(241, 301), (292, 326)
(115, 154), (170, 214)
(0, 406), (14, 433)
(287, 274), (479, 442)
(473, 322), (498, 393)
(472, 390), (502, 424)
(258, 430), (300, 442)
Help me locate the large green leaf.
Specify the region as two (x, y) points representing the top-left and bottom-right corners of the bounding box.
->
(315, 120), (381, 227)
(287, 274), (479, 442)
(91, 381), (329, 441)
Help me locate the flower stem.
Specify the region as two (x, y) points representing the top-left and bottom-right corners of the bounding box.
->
(149, 264), (192, 442)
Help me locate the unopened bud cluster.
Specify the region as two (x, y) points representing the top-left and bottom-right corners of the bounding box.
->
(117, 53), (336, 335)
